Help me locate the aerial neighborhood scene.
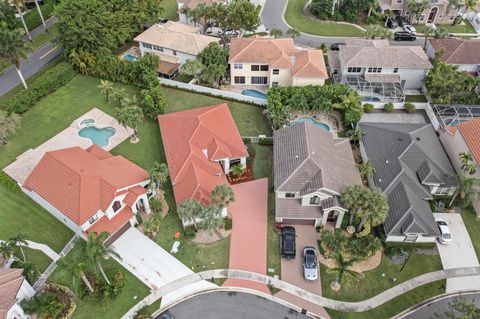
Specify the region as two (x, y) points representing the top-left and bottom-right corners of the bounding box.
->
(2, 0), (480, 318)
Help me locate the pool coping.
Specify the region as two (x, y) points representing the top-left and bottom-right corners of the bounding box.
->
(292, 116), (332, 132)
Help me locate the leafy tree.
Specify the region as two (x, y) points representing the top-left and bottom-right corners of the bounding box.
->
(0, 110), (21, 146)
(178, 199), (203, 230)
(149, 161), (169, 194)
(434, 297), (480, 318)
(270, 28), (283, 38)
(0, 1), (18, 30)
(459, 152), (477, 175)
(20, 262), (40, 285)
(228, 0), (261, 37)
(109, 87), (127, 107)
(464, 0), (479, 12)
(187, 6), (202, 27)
(97, 80), (113, 102)
(450, 174), (480, 208)
(407, 0), (430, 24)
(446, 0), (461, 14)
(85, 231), (120, 285)
(0, 241), (16, 263)
(199, 206), (225, 234)
(354, 187), (388, 235)
(423, 26), (436, 49)
(286, 28), (301, 39)
(310, 0), (334, 20)
(211, 184), (235, 209)
(180, 59), (205, 82)
(201, 64), (226, 88)
(10, 0), (31, 40)
(197, 42), (228, 87)
(349, 127), (363, 145)
(140, 86), (166, 119)
(56, 253), (94, 293)
(326, 251), (362, 286)
(337, 91), (363, 125)
(357, 160), (376, 178)
(116, 104), (143, 141)
(362, 25), (392, 39)
(0, 26), (29, 89)
(21, 292), (65, 318)
(33, 0), (46, 28)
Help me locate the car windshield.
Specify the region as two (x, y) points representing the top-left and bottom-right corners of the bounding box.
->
(443, 233), (452, 239)
(305, 252), (316, 268)
(437, 221), (447, 226)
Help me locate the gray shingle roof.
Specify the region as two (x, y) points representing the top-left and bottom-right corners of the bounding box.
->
(359, 122), (455, 238)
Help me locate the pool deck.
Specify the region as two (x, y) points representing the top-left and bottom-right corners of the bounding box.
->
(3, 108), (133, 185)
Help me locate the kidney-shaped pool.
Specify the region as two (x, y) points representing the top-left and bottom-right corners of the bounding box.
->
(78, 126), (116, 147)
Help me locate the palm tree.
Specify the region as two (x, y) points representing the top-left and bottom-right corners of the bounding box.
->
(320, 229), (348, 253)
(0, 27), (29, 89)
(464, 0), (479, 12)
(68, 49), (95, 74)
(270, 28), (283, 38)
(286, 28), (300, 39)
(459, 152), (477, 175)
(349, 127), (363, 145)
(8, 234), (28, 263)
(0, 241), (16, 263)
(56, 256), (94, 293)
(366, 0), (378, 17)
(188, 7), (202, 27)
(362, 25), (392, 39)
(356, 160), (376, 179)
(326, 251), (362, 287)
(115, 104), (143, 141)
(341, 184), (365, 225)
(149, 161), (169, 194)
(383, 9), (395, 27)
(210, 184), (235, 209)
(178, 199), (203, 230)
(33, 0), (45, 28)
(423, 26), (436, 50)
(85, 231), (119, 285)
(199, 206), (225, 234)
(355, 188), (388, 235)
(9, 0), (31, 41)
(450, 174), (480, 208)
(97, 80), (113, 102)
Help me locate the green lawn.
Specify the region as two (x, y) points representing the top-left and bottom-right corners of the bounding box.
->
(462, 208), (480, 262)
(22, 247), (53, 273)
(405, 95), (428, 103)
(441, 21), (477, 34)
(327, 280), (446, 319)
(321, 252), (443, 302)
(284, 0), (363, 37)
(159, 0), (178, 21)
(49, 244), (150, 319)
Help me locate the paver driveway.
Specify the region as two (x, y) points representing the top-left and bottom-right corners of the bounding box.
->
(434, 213), (480, 293)
(223, 178), (270, 294)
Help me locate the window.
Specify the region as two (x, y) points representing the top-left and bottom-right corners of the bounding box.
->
(260, 65), (269, 71)
(347, 67), (361, 73)
(172, 50), (177, 56)
(251, 65), (260, 71)
(449, 15), (454, 21)
(396, 0), (402, 3)
(404, 234), (418, 242)
(420, 14), (426, 21)
(367, 67), (382, 73)
(234, 76), (245, 84)
(153, 45), (163, 51)
(88, 214), (98, 225)
(309, 196), (321, 205)
(272, 69), (279, 75)
(393, 68), (399, 73)
(112, 201), (121, 212)
(251, 76), (268, 84)
(234, 63), (243, 69)
(435, 187), (453, 195)
(143, 43), (152, 49)
(285, 193), (296, 198)
(272, 82), (279, 87)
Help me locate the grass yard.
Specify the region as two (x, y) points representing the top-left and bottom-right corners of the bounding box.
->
(405, 95), (428, 103)
(159, 0), (178, 21)
(462, 207), (480, 262)
(284, 0), (363, 37)
(21, 247), (53, 274)
(441, 21), (477, 34)
(321, 252), (443, 302)
(49, 244), (150, 319)
(327, 280), (446, 319)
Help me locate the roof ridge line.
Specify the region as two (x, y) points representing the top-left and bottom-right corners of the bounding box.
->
(446, 40), (466, 62)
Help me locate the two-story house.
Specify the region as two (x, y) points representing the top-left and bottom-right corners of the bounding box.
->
(427, 38), (480, 76)
(158, 104), (248, 226)
(359, 122), (457, 243)
(22, 145), (151, 240)
(0, 269), (35, 319)
(328, 39), (432, 102)
(379, 0), (461, 24)
(273, 122), (362, 227)
(229, 36), (328, 88)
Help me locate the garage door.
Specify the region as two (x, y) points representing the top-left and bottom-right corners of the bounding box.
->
(282, 219), (315, 225)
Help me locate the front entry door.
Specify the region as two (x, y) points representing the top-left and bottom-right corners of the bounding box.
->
(427, 7), (438, 23)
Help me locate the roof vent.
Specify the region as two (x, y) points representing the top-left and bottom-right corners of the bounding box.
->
(378, 179), (382, 183)
(295, 155), (299, 159)
(289, 55), (296, 64)
(215, 173), (221, 176)
(385, 160), (389, 164)
(416, 137), (421, 141)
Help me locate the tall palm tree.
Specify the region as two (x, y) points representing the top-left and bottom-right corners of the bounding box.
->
(423, 26), (436, 50)
(270, 28), (283, 38)
(0, 241), (17, 263)
(8, 234), (28, 263)
(450, 174), (480, 208)
(0, 27), (29, 89)
(149, 161), (169, 194)
(459, 152), (477, 175)
(356, 160), (376, 179)
(187, 7), (202, 27)
(33, 0), (45, 28)
(115, 104), (143, 141)
(97, 80), (113, 102)
(9, 0), (31, 41)
(85, 232), (119, 285)
(68, 49), (95, 74)
(178, 199), (203, 230)
(355, 188), (388, 235)
(199, 206), (225, 234)
(341, 184), (365, 225)
(286, 28), (300, 39)
(56, 256), (94, 293)
(326, 251), (362, 287)
(210, 184), (235, 209)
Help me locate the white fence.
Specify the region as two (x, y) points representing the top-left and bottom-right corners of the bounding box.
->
(158, 78), (267, 106)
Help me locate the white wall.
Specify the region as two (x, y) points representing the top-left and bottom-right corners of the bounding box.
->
(6, 280), (35, 319)
(139, 42), (196, 64)
(386, 235), (437, 243)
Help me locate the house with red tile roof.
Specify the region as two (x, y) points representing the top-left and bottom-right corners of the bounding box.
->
(440, 117), (480, 215)
(22, 145), (151, 238)
(158, 104), (248, 225)
(0, 268), (35, 319)
(426, 38), (480, 76)
(229, 36), (328, 88)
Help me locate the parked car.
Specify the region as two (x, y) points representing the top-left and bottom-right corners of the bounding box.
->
(436, 218), (452, 244)
(403, 24), (417, 34)
(385, 18), (398, 29)
(330, 43), (345, 51)
(302, 246), (318, 281)
(155, 310), (174, 319)
(281, 226), (296, 259)
(395, 15), (408, 27)
(394, 31), (416, 41)
(218, 28), (239, 37)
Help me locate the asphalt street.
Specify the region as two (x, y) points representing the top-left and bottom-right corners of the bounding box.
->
(401, 293), (480, 319)
(163, 291), (311, 319)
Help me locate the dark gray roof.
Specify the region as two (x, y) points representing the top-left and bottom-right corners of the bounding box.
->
(273, 122), (362, 194)
(275, 197), (322, 219)
(359, 122), (455, 238)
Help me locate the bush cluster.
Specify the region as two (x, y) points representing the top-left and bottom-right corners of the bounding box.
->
(258, 137), (273, 145)
(0, 172), (20, 193)
(224, 217), (233, 230)
(384, 102), (394, 113)
(0, 62), (75, 114)
(363, 103), (374, 113)
(404, 102), (416, 113)
(24, 0), (56, 30)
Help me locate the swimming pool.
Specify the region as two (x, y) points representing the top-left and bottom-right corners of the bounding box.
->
(79, 126), (116, 147)
(361, 96), (381, 102)
(242, 89), (267, 100)
(292, 117), (330, 131)
(123, 54), (137, 62)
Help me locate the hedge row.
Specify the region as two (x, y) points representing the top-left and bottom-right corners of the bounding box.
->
(0, 172), (20, 193)
(0, 62), (75, 114)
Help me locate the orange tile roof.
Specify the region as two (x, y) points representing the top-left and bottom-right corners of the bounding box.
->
(123, 185), (148, 207)
(87, 206), (134, 235)
(158, 104), (248, 206)
(457, 118), (480, 164)
(0, 269), (24, 319)
(24, 145), (149, 225)
(291, 50), (328, 78)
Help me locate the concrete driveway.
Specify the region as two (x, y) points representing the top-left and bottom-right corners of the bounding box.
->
(275, 225), (330, 319)
(433, 213), (480, 293)
(111, 228), (216, 306)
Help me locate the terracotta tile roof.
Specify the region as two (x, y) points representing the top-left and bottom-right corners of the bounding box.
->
(24, 146), (149, 225)
(123, 185), (148, 207)
(134, 22), (219, 56)
(457, 118), (480, 164)
(0, 269), (24, 319)
(429, 38), (480, 65)
(158, 104), (248, 206)
(291, 50), (328, 78)
(86, 206), (134, 235)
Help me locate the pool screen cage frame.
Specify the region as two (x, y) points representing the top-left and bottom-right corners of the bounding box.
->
(433, 104), (480, 127)
(332, 74), (405, 103)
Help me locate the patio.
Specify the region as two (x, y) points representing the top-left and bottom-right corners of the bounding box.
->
(3, 108), (133, 185)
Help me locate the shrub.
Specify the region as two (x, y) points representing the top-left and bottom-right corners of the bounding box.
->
(183, 225), (196, 239)
(242, 137), (251, 144)
(0, 172), (20, 193)
(363, 103), (374, 113)
(11, 262), (40, 285)
(247, 144), (255, 157)
(259, 137), (273, 145)
(133, 306), (153, 319)
(21, 291), (65, 318)
(366, 15), (378, 25)
(0, 62), (75, 114)
(24, 0), (56, 30)
(224, 217), (233, 230)
(404, 102), (416, 113)
(384, 102), (394, 113)
(149, 198), (164, 215)
(141, 86), (166, 119)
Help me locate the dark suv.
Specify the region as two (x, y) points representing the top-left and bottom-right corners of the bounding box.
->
(281, 226), (296, 259)
(394, 31), (416, 41)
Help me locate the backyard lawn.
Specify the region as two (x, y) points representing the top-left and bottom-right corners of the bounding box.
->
(441, 21), (477, 34)
(21, 247), (52, 274)
(159, 0), (178, 21)
(284, 0), (363, 37)
(462, 207), (480, 262)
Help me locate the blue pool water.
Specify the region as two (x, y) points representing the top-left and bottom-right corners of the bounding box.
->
(292, 117), (330, 131)
(361, 96), (381, 102)
(78, 126), (116, 147)
(242, 89), (267, 100)
(123, 54), (137, 62)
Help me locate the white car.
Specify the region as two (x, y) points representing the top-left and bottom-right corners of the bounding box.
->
(436, 218), (452, 244)
(403, 25), (417, 34)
